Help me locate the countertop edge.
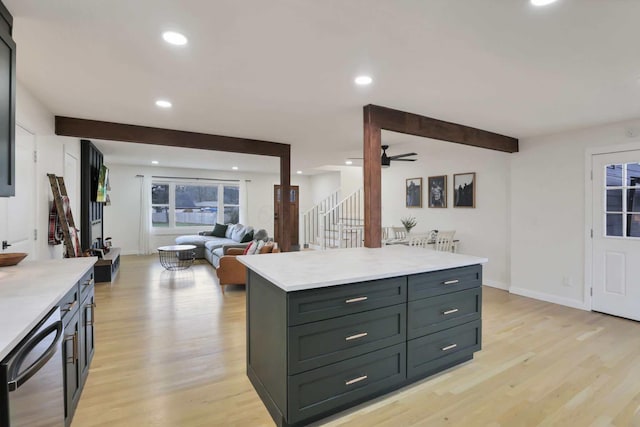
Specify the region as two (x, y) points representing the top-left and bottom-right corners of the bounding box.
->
(239, 249), (488, 292)
(0, 258), (97, 360)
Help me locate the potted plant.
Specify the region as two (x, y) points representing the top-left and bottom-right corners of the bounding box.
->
(400, 216), (417, 234)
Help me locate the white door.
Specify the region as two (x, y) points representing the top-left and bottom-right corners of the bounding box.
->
(592, 151), (640, 321)
(1, 125), (36, 257)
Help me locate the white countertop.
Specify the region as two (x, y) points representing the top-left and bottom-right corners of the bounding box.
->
(237, 246), (488, 292)
(0, 257), (97, 360)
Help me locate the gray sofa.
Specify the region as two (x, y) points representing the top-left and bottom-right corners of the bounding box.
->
(175, 224), (268, 268)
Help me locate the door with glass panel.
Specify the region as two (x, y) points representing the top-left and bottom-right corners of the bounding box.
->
(592, 151), (640, 320)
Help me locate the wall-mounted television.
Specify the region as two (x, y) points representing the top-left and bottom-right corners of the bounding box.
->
(96, 165), (109, 203)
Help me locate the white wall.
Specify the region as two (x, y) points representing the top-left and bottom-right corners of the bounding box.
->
(308, 172), (340, 205)
(104, 163), (311, 254)
(9, 82), (81, 260)
(510, 118), (640, 309)
(381, 138), (511, 288)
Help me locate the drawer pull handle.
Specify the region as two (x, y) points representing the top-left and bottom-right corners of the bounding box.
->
(82, 278), (95, 287)
(345, 332), (368, 341)
(61, 300), (77, 313)
(345, 296), (368, 304)
(345, 375), (368, 386)
(443, 308), (459, 315)
(443, 280), (460, 285)
(441, 344), (458, 352)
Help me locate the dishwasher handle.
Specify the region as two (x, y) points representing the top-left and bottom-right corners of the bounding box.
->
(7, 321), (63, 392)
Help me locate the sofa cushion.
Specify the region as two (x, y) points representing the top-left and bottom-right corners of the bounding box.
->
(231, 224), (247, 242)
(225, 224), (237, 239)
(212, 223), (228, 237)
(204, 237), (236, 252)
(175, 235), (210, 247)
(240, 228), (254, 243)
(212, 247), (224, 259)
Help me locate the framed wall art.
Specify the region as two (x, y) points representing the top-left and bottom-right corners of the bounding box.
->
(428, 175), (447, 208)
(453, 172), (475, 208)
(406, 178), (422, 208)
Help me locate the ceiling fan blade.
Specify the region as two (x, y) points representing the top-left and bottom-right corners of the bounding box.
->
(391, 158), (416, 162)
(389, 152), (417, 160)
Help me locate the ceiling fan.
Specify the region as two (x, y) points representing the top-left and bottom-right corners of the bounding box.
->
(348, 145), (418, 168)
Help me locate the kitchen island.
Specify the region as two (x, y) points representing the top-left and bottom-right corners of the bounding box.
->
(238, 245), (488, 427)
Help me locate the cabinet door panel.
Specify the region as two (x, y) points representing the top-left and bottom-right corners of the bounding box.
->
(408, 265), (481, 300)
(289, 304), (406, 374)
(80, 286), (95, 382)
(0, 27), (15, 197)
(408, 288), (481, 339)
(407, 320), (481, 379)
(288, 343), (405, 424)
(288, 276), (406, 325)
(62, 314), (81, 426)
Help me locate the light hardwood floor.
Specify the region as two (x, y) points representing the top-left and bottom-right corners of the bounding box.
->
(73, 255), (640, 427)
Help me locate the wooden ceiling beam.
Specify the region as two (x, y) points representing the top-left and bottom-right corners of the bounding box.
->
(367, 104), (519, 153)
(55, 116), (289, 158)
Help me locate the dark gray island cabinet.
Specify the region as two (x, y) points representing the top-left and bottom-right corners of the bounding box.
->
(240, 246), (486, 427)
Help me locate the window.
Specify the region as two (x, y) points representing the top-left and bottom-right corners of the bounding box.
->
(605, 163), (640, 238)
(151, 181), (240, 229)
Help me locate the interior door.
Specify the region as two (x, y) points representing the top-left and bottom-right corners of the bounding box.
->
(592, 151), (640, 320)
(274, 185), (299, 249)
(3, 125), (35, 256)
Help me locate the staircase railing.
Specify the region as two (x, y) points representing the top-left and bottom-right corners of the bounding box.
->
(302, 188), (340, 248)
(319, 188), (364, 249)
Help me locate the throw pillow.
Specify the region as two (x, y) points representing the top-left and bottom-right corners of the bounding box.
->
(253, 229), (268, 241)
(253, 240), (265, 254)
(225, 224), (236, 239)
(231, 224), (246, 242)
(242, 243), (253, 255)
(240, 230), (254, 243)
(245, 240), (260, 255)
(212, 223), (228, 238)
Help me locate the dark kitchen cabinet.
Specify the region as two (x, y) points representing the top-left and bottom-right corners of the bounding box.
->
(247, 264), (483, 427)
(0, 1), (15, 197)
(59, 267), (95, 427)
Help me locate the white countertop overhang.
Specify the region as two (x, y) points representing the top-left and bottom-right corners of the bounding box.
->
(238, 246), (488, 292)
(0, 257), (97, 360)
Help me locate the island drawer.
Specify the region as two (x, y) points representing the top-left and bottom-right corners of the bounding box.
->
(288, 304), (406, 374)
(288, 276), (406, 325)
(78, 269), (95, 302)
(408, 265), (481, 301)
(59, 283), (80, 324)
(407, 319), (481, 379)
(407, 288), (481, 339)
(287, 343), (405, 424)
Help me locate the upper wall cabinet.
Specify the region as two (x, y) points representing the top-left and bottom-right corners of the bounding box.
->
(0, 1), (15, 197)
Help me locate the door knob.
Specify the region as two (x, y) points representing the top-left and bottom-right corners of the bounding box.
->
(2, 241), (10, 250)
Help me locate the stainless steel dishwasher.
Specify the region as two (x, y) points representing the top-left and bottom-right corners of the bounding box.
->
(0, 307), (64, 427)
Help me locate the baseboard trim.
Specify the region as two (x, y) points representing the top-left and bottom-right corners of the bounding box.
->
(483, 280), (509, 290)
(509, 287), (588, 311)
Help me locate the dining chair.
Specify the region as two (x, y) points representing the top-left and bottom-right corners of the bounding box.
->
(408, 234), (430, 248)
(391, 227), (407, 240)
(434, 230), (456, 252)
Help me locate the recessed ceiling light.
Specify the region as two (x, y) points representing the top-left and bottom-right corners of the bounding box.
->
(232, 166), (239, 170)
(354, 75), (373, 86)
(345, 160), (353, 165)
(530, 0), (558, 6)
(151, 160), (159, 165)
(296, 170), (302, 174)
(155, 99), (172, 108)
(162, 31), (188, 46)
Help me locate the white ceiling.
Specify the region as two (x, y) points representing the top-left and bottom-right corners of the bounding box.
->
(5, 0), (640, 173)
